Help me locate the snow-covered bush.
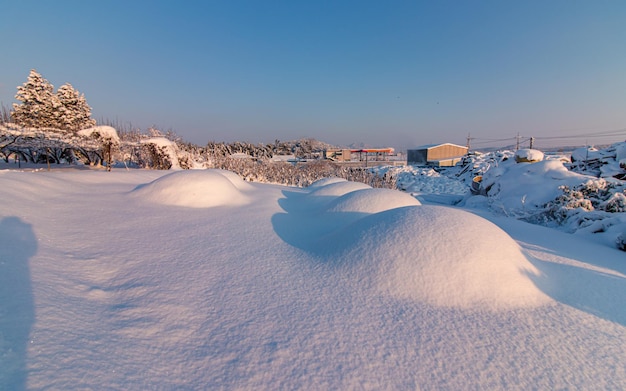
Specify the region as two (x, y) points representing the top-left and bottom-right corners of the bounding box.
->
(617, 229), (626, 251)
(382, 165), (468, 196)
(77, 126), (121, 170)
(454, 150), (515, 186)
(208, 157), (397, 189)
(1, 103), (12, 124)
(542, 179), (626, 224)
(141, 140), (175, 170)
(446, 146), (626, 247)
(603, 192), (626, 213)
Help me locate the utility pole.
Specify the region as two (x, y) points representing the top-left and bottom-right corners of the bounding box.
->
(529, 137), (534, 149)
(466, 133), (471, 150)
(515, 133), (520, 150)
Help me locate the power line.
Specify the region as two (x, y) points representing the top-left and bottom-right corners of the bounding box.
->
(533, 128), (626, 140)
(469, 128), (625, 144)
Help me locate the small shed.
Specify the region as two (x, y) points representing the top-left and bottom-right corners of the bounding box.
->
(323, 148), (352, 162)
(407, 143), (468, 166)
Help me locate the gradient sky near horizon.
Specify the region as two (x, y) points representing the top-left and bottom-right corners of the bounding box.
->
(1, 0), (625, 150)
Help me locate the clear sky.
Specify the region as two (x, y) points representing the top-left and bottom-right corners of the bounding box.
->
(1, 0), (625, 150)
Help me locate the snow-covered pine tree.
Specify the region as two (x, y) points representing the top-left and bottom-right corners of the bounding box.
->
(56, 83), (96, 131)
(12, 69), (60, 128)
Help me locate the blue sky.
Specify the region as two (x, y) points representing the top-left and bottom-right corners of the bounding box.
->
(2, 0), (625, 149)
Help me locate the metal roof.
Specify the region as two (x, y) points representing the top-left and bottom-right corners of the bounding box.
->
(409, 143), (468, 150)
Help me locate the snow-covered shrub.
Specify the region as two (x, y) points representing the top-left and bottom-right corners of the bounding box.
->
(390, 166), (468, 195)
(1, 103), (11, 124)
(207, 157), (397, 189)
(617, 229), (626, 251)
(77, 126), (121, 169)
(454, 150), (515, 186)
(602, 192), (626, 213)
(141, 143), (173, 170)
(532, 179), (625, 227)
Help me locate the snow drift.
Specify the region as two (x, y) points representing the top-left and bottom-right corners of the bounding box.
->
(131, 169), (250, 208)
(325, 188), (421, 214)
(306, 180), (372, 198)
(317, 205), (548, 310)
(1, 165), (625, 390)
(277, 180), (547, 310)
(478, 159), (595, 211)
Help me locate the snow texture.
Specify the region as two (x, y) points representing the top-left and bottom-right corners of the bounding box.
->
(277, 181), (545, 310)
(0, 164), (624, 390)
(335, 206), (548, 309)
(140, 137), (181, 169)
(514, 148), (544, 162)
(480, 159), (591, 211)
(131, 169), (250, 208)
(77, 125), (120, 142)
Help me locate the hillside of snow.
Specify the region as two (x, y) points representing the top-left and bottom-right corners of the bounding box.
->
(1, 165), (625, 390)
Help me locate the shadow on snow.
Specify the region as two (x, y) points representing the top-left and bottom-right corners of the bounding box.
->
(271, 189), (368, 259)
(0, 217), (37, 391)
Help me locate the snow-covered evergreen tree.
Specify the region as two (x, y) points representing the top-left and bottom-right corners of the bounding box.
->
(56, 83), (96, 131)
(12, 70), (96, 131)
(12, 69), (59, 128)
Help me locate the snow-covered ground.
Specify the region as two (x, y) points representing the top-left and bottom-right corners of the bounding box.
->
(0, 163), (625, 390)
(389, 145), (626, 250)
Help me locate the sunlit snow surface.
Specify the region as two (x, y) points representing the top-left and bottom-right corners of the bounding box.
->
(274, 182), (546, 309)
(0, 167), (625, 390)
(131, 169), (251, 208)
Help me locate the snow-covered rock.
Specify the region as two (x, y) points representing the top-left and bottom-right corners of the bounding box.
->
(514, 148), (544, 163)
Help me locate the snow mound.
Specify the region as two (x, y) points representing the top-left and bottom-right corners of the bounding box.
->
(132, 170), (249, 208)
(140, 137), (181, 170)
(326, 188), (421, 214)
(515, 148), (544, 162)
(307, 180), (371, 197)
(308, 177), (347, 188)
(616, 142), (626, 162)
(303, 181), (373, 209)
(571, 146), (601, 162)
(326, 206), (548, 310)
(77, 125), (120, 142)
(394, 166), (469, 196)
(205, 169), (253, 190)
(479, 159), (591, 211)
